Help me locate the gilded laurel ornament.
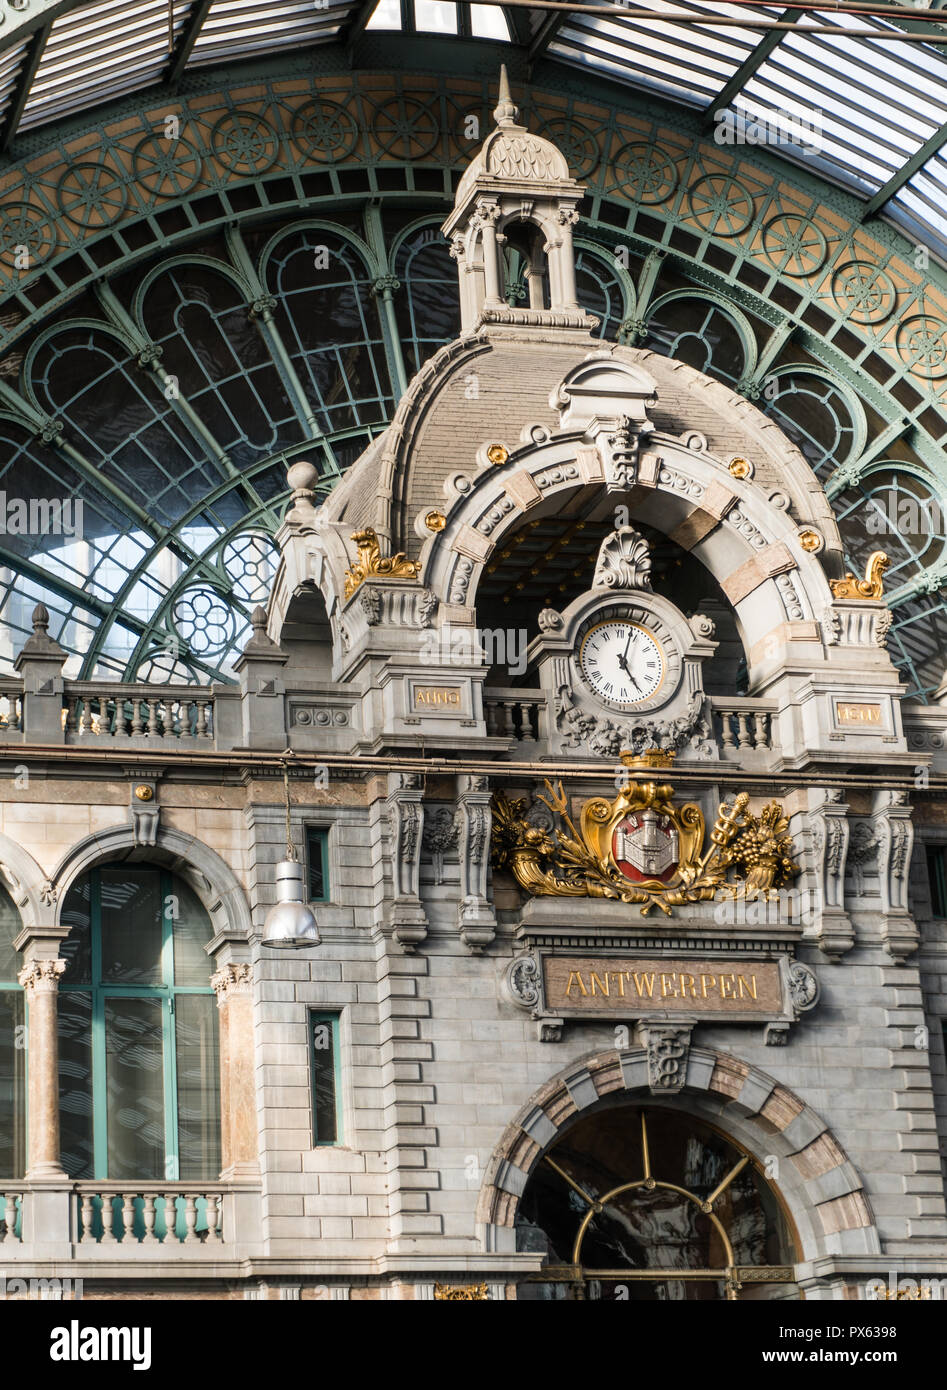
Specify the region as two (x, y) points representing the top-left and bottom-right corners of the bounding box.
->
(829, 550), (890, 600)
(343, 527), (421, 599)
(491, 779), (798, 917)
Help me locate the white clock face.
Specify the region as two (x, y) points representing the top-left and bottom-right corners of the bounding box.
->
(578, 620), (666, 707)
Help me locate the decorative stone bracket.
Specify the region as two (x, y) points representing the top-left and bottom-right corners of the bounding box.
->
(455, 775), (496, 954)
(871, 788), (918, 962)
(803, 788), (854, 961)
(385, 773), (427, 951)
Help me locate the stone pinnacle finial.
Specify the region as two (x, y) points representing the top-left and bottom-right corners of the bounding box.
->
(493, 64), (519, 128)
(32, 603), (50, 635)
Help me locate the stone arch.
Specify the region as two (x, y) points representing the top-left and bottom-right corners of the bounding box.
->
(0, 833), (55, 936)
(48, 824), (253, 951)
(478, 1046), (879, 1267)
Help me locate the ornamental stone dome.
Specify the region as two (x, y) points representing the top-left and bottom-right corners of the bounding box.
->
(453, 65), (575, 206)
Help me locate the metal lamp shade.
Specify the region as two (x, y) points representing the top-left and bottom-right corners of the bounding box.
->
(262, 860), (321, 949)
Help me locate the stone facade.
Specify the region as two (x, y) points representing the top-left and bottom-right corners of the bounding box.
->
(1, 84), (946, 1302)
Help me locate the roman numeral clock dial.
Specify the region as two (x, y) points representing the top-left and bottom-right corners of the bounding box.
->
(578, 620), (665, 708)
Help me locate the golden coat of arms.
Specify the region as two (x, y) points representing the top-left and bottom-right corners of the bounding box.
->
(491, 773), (798, 917)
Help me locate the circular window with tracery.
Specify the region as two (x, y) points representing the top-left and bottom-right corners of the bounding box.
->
(516, 1106), (798, 1301)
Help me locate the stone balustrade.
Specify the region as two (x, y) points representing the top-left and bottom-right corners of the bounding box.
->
(485, 691), (544, 742)
(712, 698), (776, 754)
(64, 686), (215, 743)
(0, 685), (21, 735)
(75, 1186), (226, 1246)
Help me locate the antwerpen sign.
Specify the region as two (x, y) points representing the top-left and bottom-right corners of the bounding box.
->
(507, 950), (820, 1041)
(544, 954), (782, 1017)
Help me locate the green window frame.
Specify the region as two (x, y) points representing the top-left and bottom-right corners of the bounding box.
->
(59, 865), (219, 1182)
(306, 826), (330, 903)
(309, 1011), (342, 1146)
(927, 846), (947, 918)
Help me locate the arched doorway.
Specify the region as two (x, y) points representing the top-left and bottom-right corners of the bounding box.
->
(516, 1105), (798, 1301)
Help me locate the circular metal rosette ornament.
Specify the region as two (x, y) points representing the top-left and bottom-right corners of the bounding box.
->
(0, 200), (55, 266)
(686, 174), (755, 236)
(761, 212), (828, 278)
(611, 142), (678, 205)
(538, 117), (600, 179)
(211, 110), (281, 174)
(368, 96), (440, 159)
(897, 314), (947, 379)
(56, 162), (128, 229)
(133, 133), (203, 198)
(292, 98), (360, 162)
(831, 260), (896, 325)
(171, 585), (237, 659)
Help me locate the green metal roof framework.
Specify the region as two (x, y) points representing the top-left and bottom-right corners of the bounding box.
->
(0, 6), (946, 696)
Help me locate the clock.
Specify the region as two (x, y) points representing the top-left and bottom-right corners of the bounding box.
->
(578, 619), (666, 708)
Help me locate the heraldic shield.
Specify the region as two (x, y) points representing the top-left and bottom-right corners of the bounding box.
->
(582, 782), (705, 892)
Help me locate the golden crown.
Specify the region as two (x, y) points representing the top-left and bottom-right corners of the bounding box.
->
(619, 748), (677, 770)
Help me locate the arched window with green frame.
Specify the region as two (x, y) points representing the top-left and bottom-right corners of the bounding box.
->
(58, 864), (220, 1182)
(0, 886), (25, 1183)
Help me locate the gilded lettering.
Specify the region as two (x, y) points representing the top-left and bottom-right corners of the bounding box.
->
(679, 973), (697, 998)
(632, 972), (656, 998)
(700, 974), (716, 998)
(609, 972), (627, 997)
(660, 973), (678, 999)
(720, 973), (736, 999)
(737, 974), (758, 999)
(565, 971), (588, 997)
(590, 972), (609, 997)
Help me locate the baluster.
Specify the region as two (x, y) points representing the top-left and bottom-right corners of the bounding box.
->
(147, 699), (161, 737)
(518, 702), (536, 742)
(196, 701), (212, 740)
(753, 712), (769, 749)
(142, 1194), (158, 1244)
(78, 1191), (95, 1243)
(737, 714), (752, 750)
(163, 1193), (178, 1243)
(500, 701), (516, 738)
(183, 1195), (199, 1245)
(205, 1194), (221, 1242)
(7, 698), (19, 731)
(65, 697), (78, 734)
(80, 697), (93, 736)
(169, 701), (182, 738)
(485, 702), (497, 736)
(121, 1193), (136, 1244)
(3, 1193), (17, 1242)
(719, 711), (736, 751)
(99, 1194), (118, 1244)
(131, 699), (144, 736)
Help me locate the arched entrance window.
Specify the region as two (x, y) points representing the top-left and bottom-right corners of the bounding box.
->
(58, 865), (220, 1182)
(516, 1105), (798, 1301)
(0, 887), (24, 1182)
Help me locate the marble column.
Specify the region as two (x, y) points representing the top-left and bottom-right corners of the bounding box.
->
(211, 963), (259, 1180)
(18, 958), (67, 1179)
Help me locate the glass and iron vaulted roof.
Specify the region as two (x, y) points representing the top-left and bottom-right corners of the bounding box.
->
(2, 0), (947, 249)
(3, 0), (947, 698)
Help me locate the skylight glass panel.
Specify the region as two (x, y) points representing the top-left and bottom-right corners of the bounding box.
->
(734, 12), (947, 195)
(471, 4), (509, 40)
(889, 155), (947, 258)
(549, 1), (781, 109)
(189, 0), (355, 64)
(415, 0), (457, 34)
(0, 40), (29, 124)
(367, 0), (401, 26)
(19, 0), (191, 131)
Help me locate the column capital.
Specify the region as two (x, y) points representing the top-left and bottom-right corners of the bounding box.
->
(211, 962), (253, 1002)
(17, 958), (66, 993)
